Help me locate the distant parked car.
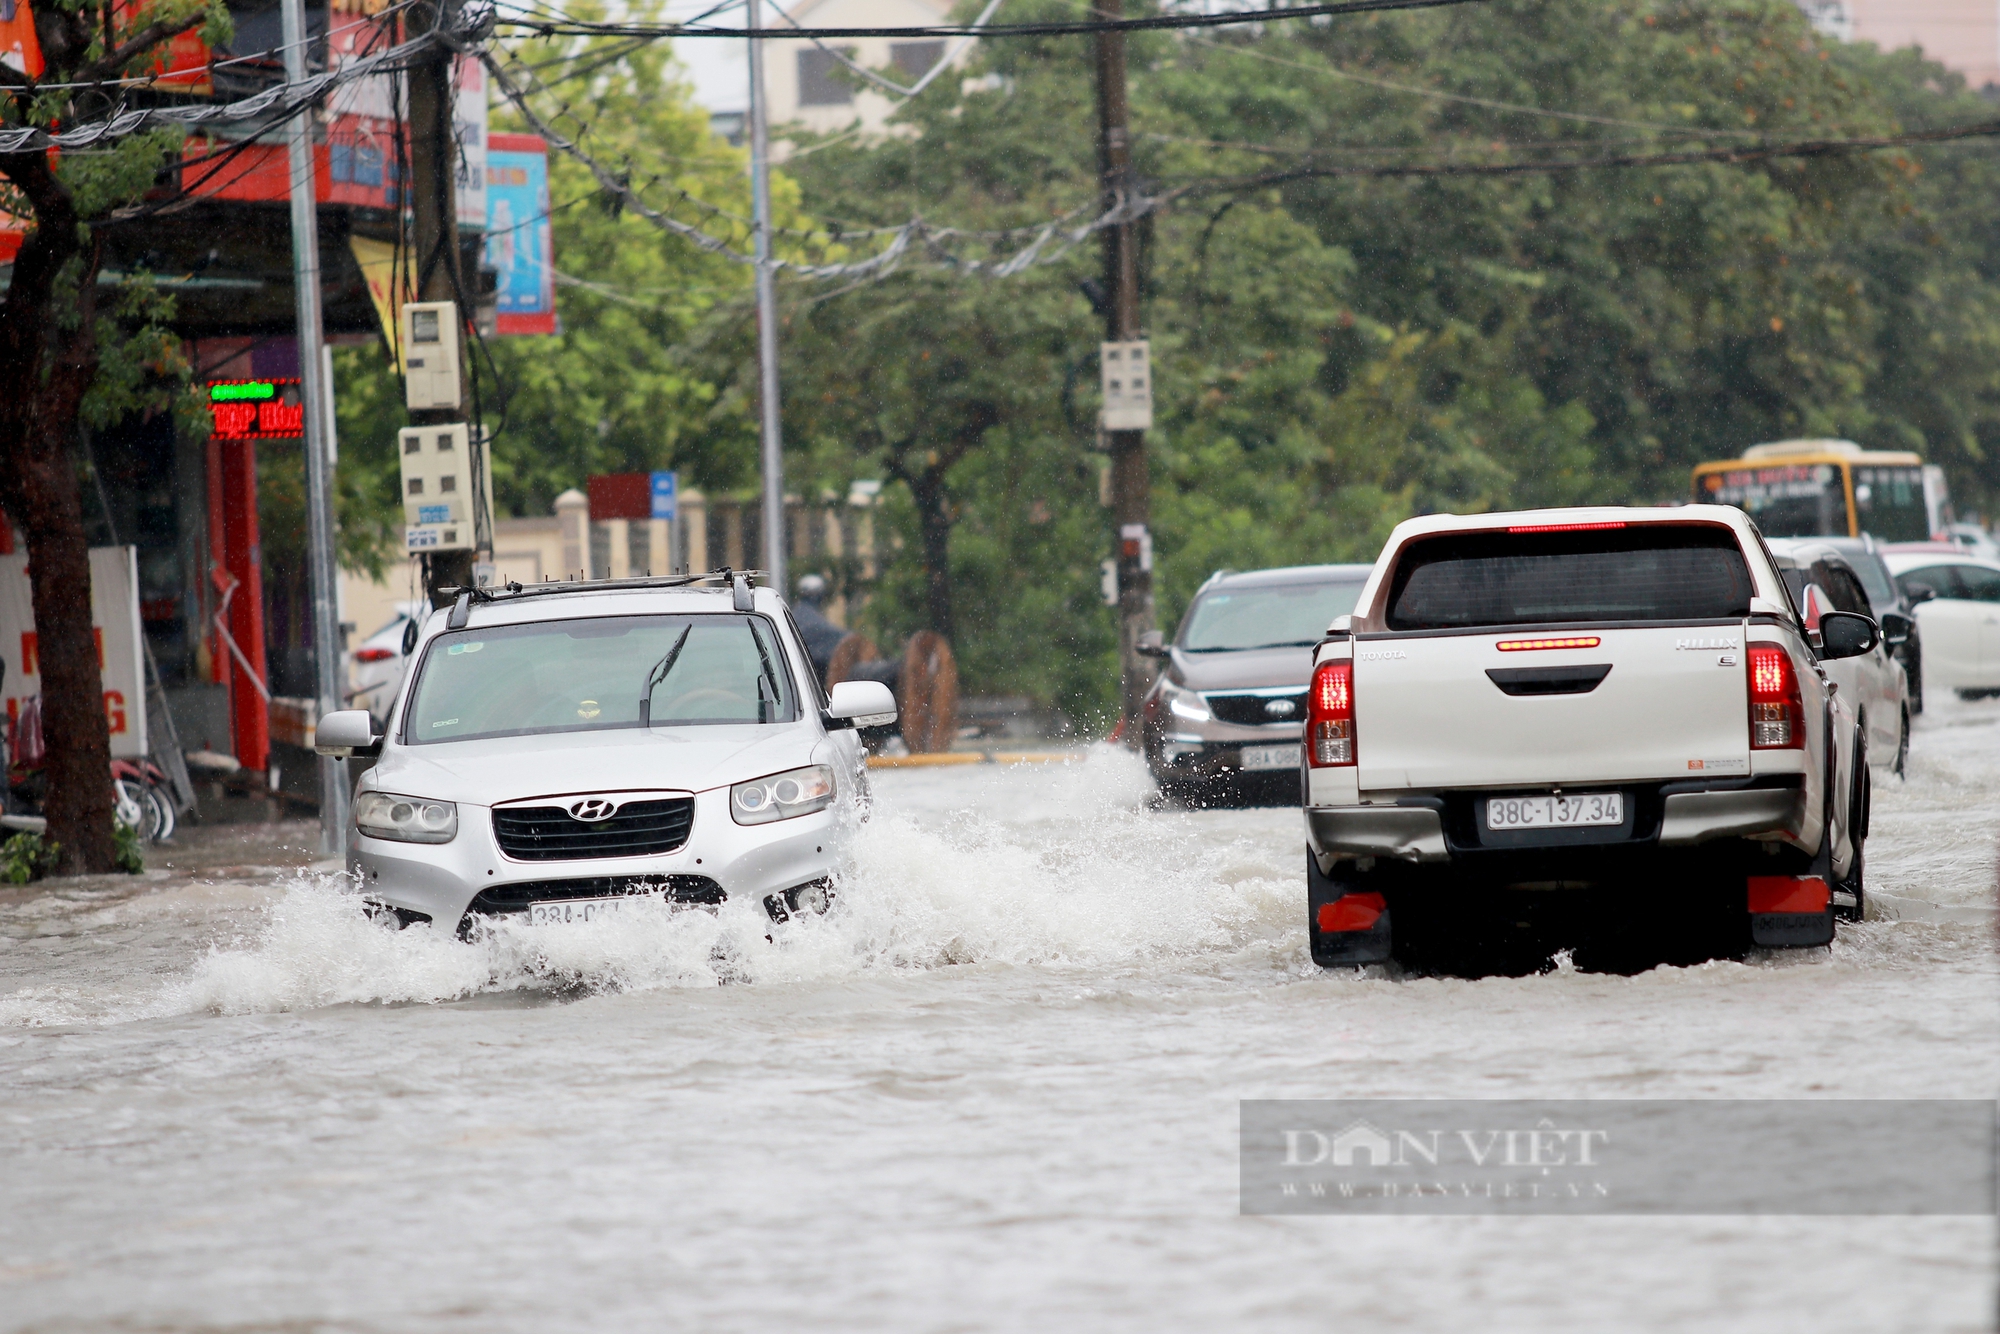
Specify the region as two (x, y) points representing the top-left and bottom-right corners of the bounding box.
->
(1884, 552), (2000, 700)
(1768, 535), (1926, 714)
(1938, 522), (2000, 563)
(1139, 565), (1372, 805)
(349, 602), (425, 726)
(1765, 539), (1912, 775)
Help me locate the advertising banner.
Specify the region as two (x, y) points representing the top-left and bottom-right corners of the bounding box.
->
(0, 548), (149, 760)
(485, 134), (556, 336)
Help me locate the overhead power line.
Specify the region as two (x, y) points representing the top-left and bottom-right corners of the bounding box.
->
(0, 28), (445, 153)
(488, 0), (1489, 40)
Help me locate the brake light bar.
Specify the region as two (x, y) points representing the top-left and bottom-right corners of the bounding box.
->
(1496, 636), (1601, 652)
(1505, 521), (1628, 533)
(1747, 645), (1803, 749)
(1307, 660), (1355, 767)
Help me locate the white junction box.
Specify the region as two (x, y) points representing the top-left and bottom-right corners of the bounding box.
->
(401, 423), (491, 554)
(402, 301), (463, 411)
(1101, 339), (1153, 431)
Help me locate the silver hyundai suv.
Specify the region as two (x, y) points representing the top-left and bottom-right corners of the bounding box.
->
(1138, 564), (1372, 805)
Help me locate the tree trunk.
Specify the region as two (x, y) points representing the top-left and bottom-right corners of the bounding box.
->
(0, 150), (119, 874)
(908, 469), (956, 646)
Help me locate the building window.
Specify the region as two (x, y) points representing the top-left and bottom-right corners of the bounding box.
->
(890, 41), (946, 79)
(797, 49), (855, 105)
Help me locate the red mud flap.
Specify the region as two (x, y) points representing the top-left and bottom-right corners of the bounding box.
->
(1747, 875), (1835, 948)
(1307, 854), (1392, 967)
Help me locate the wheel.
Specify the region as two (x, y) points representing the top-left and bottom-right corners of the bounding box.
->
(112, 778), (150, 838)
(1893, 707), (1909, 780)
(1835, 737), (1868, 922)
(1956, 688), (2000, 701)
(143, 781), (177, 843)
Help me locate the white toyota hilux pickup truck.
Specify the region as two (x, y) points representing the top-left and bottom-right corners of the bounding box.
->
(1302, 505), (1881, 972)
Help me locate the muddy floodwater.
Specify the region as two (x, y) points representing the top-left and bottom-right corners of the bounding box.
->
(2, 700), (1995, 1332)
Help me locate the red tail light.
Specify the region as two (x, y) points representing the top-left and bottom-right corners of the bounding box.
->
(353, 647), (396, 663)
(1307, 661), (1355, 767)
(1747, 645), (1803, 749)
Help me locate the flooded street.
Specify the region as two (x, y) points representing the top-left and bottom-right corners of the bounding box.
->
(2, 701), (1995, 1332)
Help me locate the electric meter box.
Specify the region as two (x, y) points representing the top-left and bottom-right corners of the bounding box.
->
(400, 423), (492, 554)
(402, 301), (463, 411)
(1100, 339), (1153, 431)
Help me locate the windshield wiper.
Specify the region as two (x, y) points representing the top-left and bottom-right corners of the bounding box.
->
(638, 625), (693, 727)
(1186, 640), (1318, 652)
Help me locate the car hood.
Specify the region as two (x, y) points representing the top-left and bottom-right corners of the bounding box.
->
(363, 724), (824, 807)
(1167, 645), (1315, 692)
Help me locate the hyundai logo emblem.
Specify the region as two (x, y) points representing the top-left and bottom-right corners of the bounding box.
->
(568, 798), (618, 822)
(1264, 698), (1298, 718)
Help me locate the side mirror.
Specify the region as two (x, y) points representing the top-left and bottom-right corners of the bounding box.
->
(401, 618), (420, 655)
(826, 680), (897, 729)
(1902, 582), (1937, 606)
(315, 708), (383, 758)
(1817, 611), (1880, 661)
(1879, 611), (1913, 648)
(1135, 629), (1171, 660)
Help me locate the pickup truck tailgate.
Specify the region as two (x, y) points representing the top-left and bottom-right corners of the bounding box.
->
(1352, 626), (1750, 791)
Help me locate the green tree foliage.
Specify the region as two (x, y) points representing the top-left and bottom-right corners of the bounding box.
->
(336, 0), (2000, 726)
(334, 18), (808, 557)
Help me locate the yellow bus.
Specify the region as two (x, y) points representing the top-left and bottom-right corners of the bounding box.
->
(1692, 439), (1949, 542)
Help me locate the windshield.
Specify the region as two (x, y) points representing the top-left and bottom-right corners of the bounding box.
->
(1697, 463), (1846, 537)
(1853, 466), (1929, 542)
(1179, 579), (1367, 651)
(403, 614), (798, 745)
(1386, 527), (1754, 630)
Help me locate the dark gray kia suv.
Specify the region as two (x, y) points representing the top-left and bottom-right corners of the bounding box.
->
(1139, 564), (1372, 806)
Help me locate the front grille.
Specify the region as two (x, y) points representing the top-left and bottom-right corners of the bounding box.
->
(492, 796), (694, 861)
(1204, 691), (1307, 726)
(467, 875), (727, 916)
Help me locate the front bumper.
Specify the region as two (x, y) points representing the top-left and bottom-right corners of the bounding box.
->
(350, 785), (845, 930)
(1307, 778), (1809, 865)
(1149, 731), (1301, 783)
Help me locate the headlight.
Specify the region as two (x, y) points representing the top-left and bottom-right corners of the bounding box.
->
(354, 790), (459, 844)
(1166, 685), (1211, 723)
(731, 765), (835, 825)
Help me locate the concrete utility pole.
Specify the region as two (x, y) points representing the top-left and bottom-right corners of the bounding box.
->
(280, 0), (348, 858)
(748, 0), (788, 593)
(408, 0), (475, 601)
(1094, 0), (1154, 739)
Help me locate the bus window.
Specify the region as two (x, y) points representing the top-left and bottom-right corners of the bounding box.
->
(1853, 466), (1929, 541)
(1697, 463), (1845, 537)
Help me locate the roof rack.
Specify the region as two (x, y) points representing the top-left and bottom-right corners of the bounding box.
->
(436, 568), (766, 609)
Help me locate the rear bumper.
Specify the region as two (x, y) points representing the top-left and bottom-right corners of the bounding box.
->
(1307, 778), (1808, 865)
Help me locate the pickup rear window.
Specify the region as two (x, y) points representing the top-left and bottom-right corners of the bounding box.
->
(1386, 527), (1755, 631)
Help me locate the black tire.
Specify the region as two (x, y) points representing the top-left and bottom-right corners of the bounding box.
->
(143, 781), (177, 843)
(1957, 688), (2000, 701)
(1893, 707), (1909, 781)
(1836, 737), (1868, 922)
